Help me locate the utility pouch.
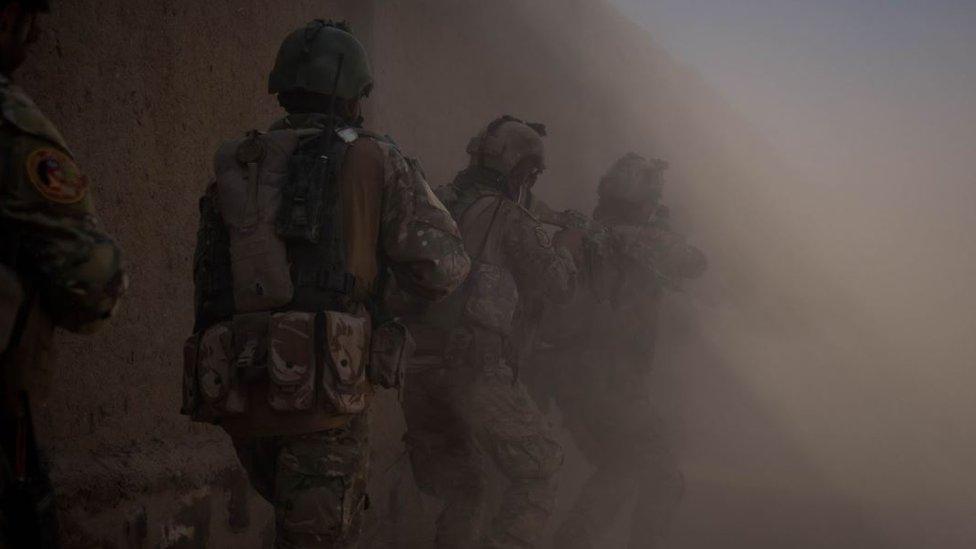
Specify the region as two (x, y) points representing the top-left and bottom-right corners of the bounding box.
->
(368, 320), (414, 389)
(215, 130), (300, 313)
(195, 322), (247, 418)
(267, 311), (317, 412)
(231, 312), (271, 383)
(321, 311), (370, 414)
(277, 133), (340, 243)
(0, 264), (24, 350)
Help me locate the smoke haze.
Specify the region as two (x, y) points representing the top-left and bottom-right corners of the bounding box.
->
(611, 1), (976, 547)
(15, 1), (974, 546)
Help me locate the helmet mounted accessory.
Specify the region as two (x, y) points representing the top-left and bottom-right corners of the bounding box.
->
(468, 115), (548, 203)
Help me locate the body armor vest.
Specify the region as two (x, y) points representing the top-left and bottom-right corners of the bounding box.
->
(185, 125), (374, 427)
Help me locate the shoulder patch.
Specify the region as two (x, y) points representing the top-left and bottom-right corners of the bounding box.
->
(26, 147), (88, 204)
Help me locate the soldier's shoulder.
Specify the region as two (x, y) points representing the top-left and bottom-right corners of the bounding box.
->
(500, 199), (542, 225)
(0, 81), (71, 153)
(344, 127), (416, 170)
(341, 126), (400, 152)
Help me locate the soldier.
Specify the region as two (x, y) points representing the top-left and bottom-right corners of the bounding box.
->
(399, 115), (581, 548)
(529, 153), (706, 549)
(0, 0), (127, 546)
(183, 21), (469, 549)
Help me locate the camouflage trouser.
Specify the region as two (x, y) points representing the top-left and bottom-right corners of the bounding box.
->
(536, 358), (683, 549)
(402, 338), (563, 549)
(232, 416), (369, 549)
(0, 393), (60, 549)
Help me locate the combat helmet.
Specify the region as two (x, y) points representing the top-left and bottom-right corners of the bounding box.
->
(467, 115), (547, 176)
(598, 152), (669, 204)
(268, 20), (373, 100)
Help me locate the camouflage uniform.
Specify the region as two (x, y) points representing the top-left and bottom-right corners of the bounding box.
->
(187, 22), (468, 549)
(400, 117), (575, 548)
(528, 153), (706, 549)
(0, 72), (126, 546)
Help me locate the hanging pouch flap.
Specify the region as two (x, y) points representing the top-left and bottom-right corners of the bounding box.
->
(268, 311), (317, 411)
(181, 334), (200, 416)
(215, 130), (300, 313)
(321, 311), (370, 414)
(368, 320), (414, 389)
(198, 323), (233, 403)
(195, 322), (246, 416)
(232, 312), (271, 383)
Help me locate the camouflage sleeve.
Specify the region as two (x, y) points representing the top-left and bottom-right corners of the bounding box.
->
(500, 204), (576, 305)
(0, 134), (125, 333)
(192, 182), (234, 332)
(378, 144), (470, 301)
(615, 226), (707, 282)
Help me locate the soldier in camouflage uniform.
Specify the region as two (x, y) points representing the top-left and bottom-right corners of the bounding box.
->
(528, 153), (706, 549)
(0, 1), (127, 546)
(398, 116), (581, 548)
(185, 21), (468, 549)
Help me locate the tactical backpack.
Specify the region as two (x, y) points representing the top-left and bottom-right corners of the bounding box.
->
(183, 126), (407, 424)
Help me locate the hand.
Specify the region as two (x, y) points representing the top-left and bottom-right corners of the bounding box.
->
(553, 227), (586, 264)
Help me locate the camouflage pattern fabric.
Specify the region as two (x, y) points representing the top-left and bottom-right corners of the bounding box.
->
(233, 416), (369, 549)
(0, 75), (125, 549)
(196, 108), (467, 548)
(0, 75), (125, 336)
(403, 329), (563, 549)
(526, 209), (705, 549)
(401, 167), (575, 548)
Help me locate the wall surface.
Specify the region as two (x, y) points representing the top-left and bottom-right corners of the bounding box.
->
(15, 1), (943, 548)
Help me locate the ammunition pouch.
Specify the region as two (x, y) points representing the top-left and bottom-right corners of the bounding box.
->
(267, 311), (317, 412)
(182, 309), (371, 423)
(321, 311), (371, 414)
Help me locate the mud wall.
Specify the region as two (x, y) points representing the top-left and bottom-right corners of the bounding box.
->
(16, 1), (924, 548)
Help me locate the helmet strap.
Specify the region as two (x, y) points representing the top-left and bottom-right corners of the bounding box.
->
(326, 52), (345, 125)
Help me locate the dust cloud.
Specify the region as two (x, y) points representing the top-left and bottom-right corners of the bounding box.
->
(368, 1), (976, 547)
(18, 0), (974, 546)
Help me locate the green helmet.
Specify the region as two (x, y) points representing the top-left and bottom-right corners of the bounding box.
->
(466, 115), (547, 176)
(268, 20), (373, 100)
(598, 152), (669, 204)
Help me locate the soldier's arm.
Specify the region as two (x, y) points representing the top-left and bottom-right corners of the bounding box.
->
(378, 143), (470, 301)
(0, 134), (125, 333)
(500, 206), (577, 305)
(615, 226), (707, 282)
